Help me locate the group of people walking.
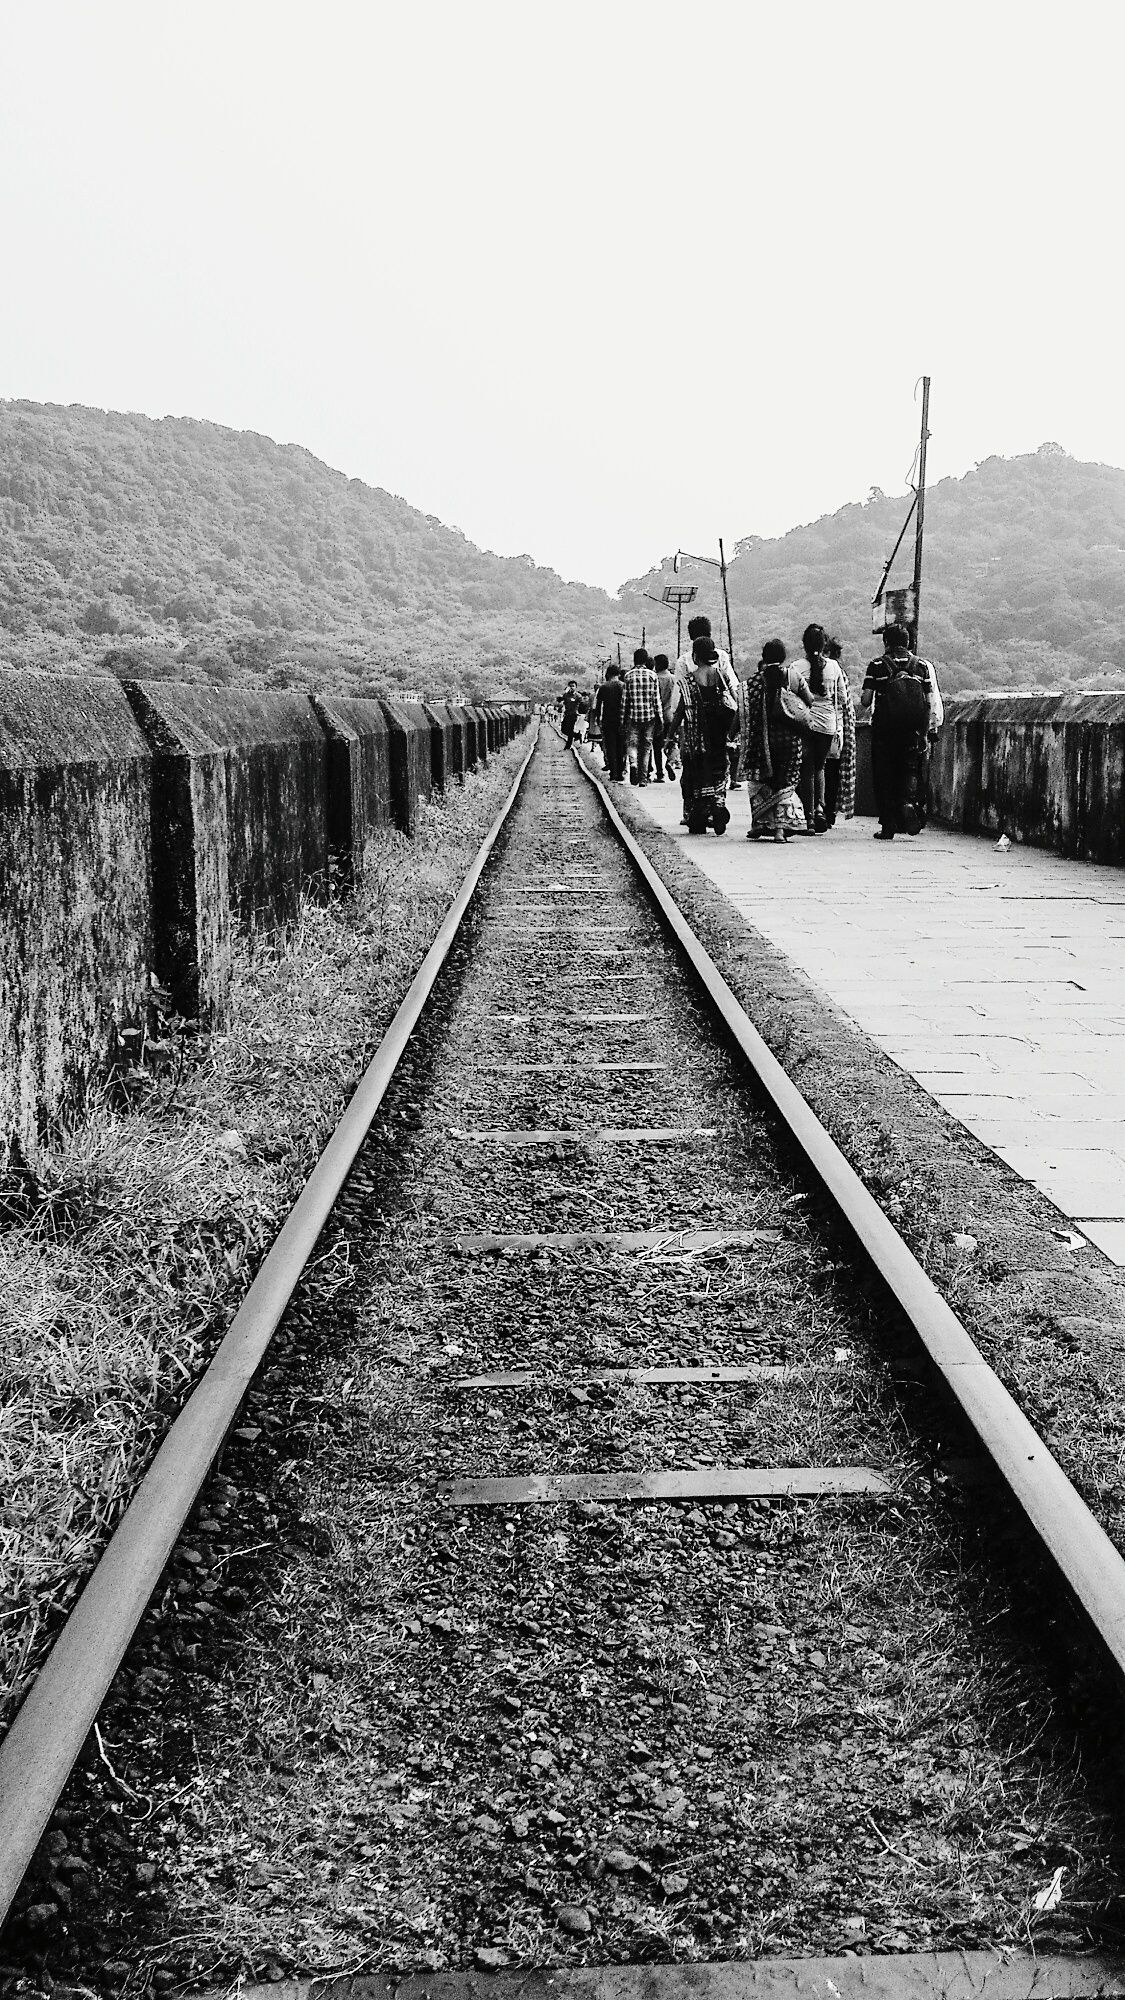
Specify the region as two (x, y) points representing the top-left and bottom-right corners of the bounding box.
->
(560, 617), (942, 842)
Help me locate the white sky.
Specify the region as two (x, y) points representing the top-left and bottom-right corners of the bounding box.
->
(2, 0), (1122, 591)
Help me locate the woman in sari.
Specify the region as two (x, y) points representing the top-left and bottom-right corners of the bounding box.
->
(739, 639), (812, 841)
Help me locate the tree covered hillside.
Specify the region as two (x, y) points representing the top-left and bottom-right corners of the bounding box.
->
(0, 401), (613, 696)
(622, 446), (1125, 693)
(3, 404), (1125, 697)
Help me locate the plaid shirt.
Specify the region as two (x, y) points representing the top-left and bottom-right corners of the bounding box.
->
(622, 664), (662, 727)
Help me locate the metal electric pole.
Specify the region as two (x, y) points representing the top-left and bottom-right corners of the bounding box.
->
(718, 538), (735, 668)
(910, 377), (931, 656)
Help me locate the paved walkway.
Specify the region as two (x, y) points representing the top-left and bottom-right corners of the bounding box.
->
(629, 778), (1125, 1264)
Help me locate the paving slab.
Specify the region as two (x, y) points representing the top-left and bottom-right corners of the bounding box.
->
(209, 1951), (1125, 2000)
(630, 782), (1125, 1262)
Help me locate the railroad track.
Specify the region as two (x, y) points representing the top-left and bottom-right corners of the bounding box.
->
(4, 724), (1125, 1993)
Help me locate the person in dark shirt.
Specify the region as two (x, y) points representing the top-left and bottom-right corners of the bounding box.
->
(861, 625), (932, 838)
(654, 653), (678, 779)
(560, 679), (580, 747)
(599, 664), (627, 781)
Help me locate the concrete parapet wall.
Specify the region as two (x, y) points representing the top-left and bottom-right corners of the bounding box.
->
(379, 699), (433, 835)
(423, 702), (461, 792)
(930, 692), (1125, 864)
(311, 694), (393, 890)
(470, 708), (492, 760)
(123, 681), (231, 1022)
(0, 672), (153, 1161)
(451, 705), (479, 774)
(141, 685), (331, 933)
(3, 672), (523, 1158)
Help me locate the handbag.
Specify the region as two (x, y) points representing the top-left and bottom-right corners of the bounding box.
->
(775, 673), (813, 732)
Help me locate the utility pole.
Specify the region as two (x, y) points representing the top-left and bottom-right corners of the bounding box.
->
(910, 377), (931, 655)
(718, 538), (735, 668)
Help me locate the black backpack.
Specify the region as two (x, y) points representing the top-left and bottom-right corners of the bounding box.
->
(876, 663), (929, 732)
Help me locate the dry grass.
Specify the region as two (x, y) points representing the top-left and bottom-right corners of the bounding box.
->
(0, 745), (528, 1728)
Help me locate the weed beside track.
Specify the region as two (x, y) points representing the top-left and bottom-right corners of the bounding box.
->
(0, 744), (529, 1736)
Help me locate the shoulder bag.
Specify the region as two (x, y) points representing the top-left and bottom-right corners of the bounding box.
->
(775, 671), (813, 732)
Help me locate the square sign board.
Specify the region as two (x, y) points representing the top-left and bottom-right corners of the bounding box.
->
(872, 584), (915, 635)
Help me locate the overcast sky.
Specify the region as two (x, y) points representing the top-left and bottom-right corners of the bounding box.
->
(2, 1), (1121, 591)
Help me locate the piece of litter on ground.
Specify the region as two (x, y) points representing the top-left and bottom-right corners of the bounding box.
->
(995, 834), (1012, 852)
(952, 1232), (978, 1253)
(1034, 1865), (1065, 1913)
(834, 1347), (852, 1364)
(1053, 1229), (1088, 1251)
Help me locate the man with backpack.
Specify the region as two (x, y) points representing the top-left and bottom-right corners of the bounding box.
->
(861, 625), (939, 839)
(667, 618), (740, 834)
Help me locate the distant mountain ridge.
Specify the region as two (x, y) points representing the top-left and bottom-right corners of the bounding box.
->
(0, 400), (613, 698)
(621, 445), (1125, 694)
(2, 401), (1125, 696)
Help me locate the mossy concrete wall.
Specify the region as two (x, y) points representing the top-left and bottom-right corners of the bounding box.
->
(311, 695), (393, 890)
(124, 681), (232, 1022)
(380, 699), (434, 835)
(468, 705), (491, 765)
(423, 702), (461, 792)
(1, 679), (529, 1157)
(0, 673), (152, 1163)
(930, 693), (1125, 863)
(135, 684), (330, 939)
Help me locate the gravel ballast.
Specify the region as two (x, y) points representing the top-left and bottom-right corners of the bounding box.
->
(5, 732), (1125, 1993)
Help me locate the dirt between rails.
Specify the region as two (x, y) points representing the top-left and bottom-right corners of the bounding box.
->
(6, 733), (1125, 1994)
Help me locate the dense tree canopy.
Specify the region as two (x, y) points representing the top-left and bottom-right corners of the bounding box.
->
(0, 402), (614, 698)
(623, 446), (1125, 693)
(2, 403), (1124, 699)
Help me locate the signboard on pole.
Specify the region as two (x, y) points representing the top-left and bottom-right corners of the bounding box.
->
(872, 585), (916, 636)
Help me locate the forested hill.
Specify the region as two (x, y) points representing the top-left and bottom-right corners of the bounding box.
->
(0, 401), (613, 697)
(622, 445), (1125, 694)
(3, 403), (1125, 697)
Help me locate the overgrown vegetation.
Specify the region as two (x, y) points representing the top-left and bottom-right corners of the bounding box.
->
(0, 740), (527, 1729)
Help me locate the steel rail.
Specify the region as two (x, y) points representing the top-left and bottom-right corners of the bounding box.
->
(576, 749), (1125, 1686)
(0, 720), (540, 1925)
